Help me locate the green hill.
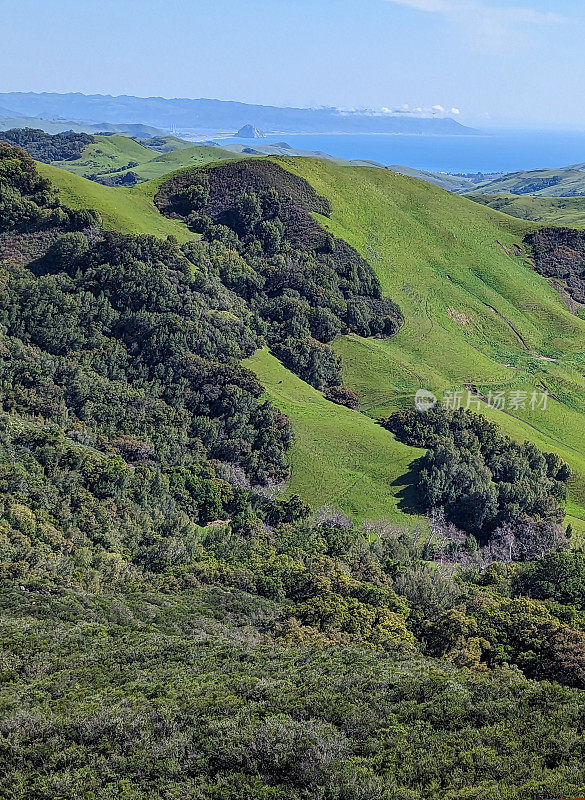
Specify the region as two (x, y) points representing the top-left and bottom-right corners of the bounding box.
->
(469, 193), (585, 227)
(472, 165), (585, 197)
(6, 139), (585, 800)
(117, 144), (244, 181)
(51, 133), (156, 177)
(239, 157), (585, 531)
(49, 134), (245, 183)
(133, 134), (196, 152)
(39, 154), (585, 531)
(37, 162), (194, 241)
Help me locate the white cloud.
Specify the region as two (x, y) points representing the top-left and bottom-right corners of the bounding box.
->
(377, 103), (461, 117)
(384, 0), (564, 24)
(385, 0), (453, 10)
(383, 0), (565, 50)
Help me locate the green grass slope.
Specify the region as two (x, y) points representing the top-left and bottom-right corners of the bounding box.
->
(469, 193), (585, 228)
(51, 134), (156, 176)
(245, 349), (424, 522)
(120, 144), (244, 182)
(50, 134), (245, 183)
(473, 166), (585, 197)
(134, 135), (196, 152)
(254, 158), (585, 527)
(37, 162), (194, 241)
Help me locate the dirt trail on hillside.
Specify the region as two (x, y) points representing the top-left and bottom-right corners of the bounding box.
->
(482, 302), (557, 362)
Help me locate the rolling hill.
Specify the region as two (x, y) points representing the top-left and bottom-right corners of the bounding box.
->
(36, 162), (194, 241)
(0, 91), (478, 136)
(10, 130), (485, 191)
(469, 193), (585, 228)
(235, 158), (585, 532)
(6, 133), (585, 800)
(35, 132), (387, 185)
(0, 108), (163, 136)
(35, 153), (585, 533)
(472, 165), (585, 197)
(48, 134), (244, 183)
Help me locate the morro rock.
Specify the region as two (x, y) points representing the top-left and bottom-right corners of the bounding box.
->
(234, 124), (265, 139)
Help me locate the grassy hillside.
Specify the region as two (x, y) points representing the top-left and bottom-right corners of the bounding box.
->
(134, 134), (196, 152)
(473, 165), (585, 197)
(247, 157), (585, 529)
(37, 162), (194, 241)
(118, 144), (244, 181)
(40, 154), (585, 530)
(246, 349), (424, 523)
(51, 134), (157, 176)
(469, 192), (585, 227)
(50, 134), (245, 183)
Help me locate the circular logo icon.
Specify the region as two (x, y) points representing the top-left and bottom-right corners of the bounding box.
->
(415, 389), (437, 412)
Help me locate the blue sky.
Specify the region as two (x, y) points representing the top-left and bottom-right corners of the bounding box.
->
(0, 0), (583, 127)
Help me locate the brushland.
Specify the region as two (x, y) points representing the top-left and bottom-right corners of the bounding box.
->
(3, 140), (585, 799)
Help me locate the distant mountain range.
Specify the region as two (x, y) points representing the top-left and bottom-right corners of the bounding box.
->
(0, 92), (477, 136)
(0, 106), (163, 137)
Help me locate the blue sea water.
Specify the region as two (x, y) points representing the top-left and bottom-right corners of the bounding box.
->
(215, 129), (585, 174)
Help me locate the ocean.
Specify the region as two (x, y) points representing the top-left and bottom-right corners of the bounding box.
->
(214, 129), (585, 174)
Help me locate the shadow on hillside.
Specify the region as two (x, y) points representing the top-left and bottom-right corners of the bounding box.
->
(390, 456), (426, 515)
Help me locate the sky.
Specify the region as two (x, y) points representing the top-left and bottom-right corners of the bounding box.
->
(0, 0), (583, 128)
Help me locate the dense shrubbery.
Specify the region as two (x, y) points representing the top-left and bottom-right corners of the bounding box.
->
(0, 232), (292, 485)
(87, 169), (140, 186)
(156, 160), (403, 388)
(382, 407), (570, 539)
(5, 497), (585, 797)
(0, 127), (94, 162)
(323, 385), (360, 409)
(0, 141), (101, 236)
(526, 225), (585, 302)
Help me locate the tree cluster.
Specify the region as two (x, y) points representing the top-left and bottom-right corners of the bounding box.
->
(526, 225), (585, 303)
(0, 127), (95, 162)
(382, 407), (570, 539)
(155, 160), (403, 388)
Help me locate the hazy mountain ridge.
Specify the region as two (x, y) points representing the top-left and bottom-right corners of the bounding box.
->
(0, 104), (164, 137)
(0, 92), (478, 135)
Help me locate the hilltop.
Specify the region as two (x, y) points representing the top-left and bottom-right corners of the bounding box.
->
(0, 129), (390, 187)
